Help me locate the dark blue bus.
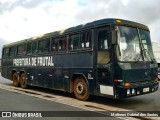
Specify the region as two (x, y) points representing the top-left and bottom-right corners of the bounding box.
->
(158, 63), (160, 80)
(1, 18), (159, 100)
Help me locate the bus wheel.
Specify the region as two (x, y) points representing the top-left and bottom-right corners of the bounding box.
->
(20, 73), (27, 89)
(12, 72), (19, 87)
(74, 77), (89, 101)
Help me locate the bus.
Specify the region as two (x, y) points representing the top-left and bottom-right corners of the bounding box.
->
(1, 18), (159, 101)
(158, 62), (160, 80)
(0, 58), (1, 72)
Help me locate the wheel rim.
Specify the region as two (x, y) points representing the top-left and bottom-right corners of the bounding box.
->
(21, 76), (25, 85)
(74, 77), (89, 101)
(20, 73), (27, 88)
(76, 82), (84, 94)
(13, 73), (18, 87)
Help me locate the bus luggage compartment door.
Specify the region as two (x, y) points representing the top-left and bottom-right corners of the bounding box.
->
(97, 65), (114, 97)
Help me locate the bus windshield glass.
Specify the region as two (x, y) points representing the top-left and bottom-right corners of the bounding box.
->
(117, 26), (154, 62)
(139, 29), (155, 61)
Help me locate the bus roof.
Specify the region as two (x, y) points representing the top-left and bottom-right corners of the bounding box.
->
(3, 18), (149, 48)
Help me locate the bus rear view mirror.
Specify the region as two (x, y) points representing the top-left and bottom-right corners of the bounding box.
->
(112, 30), (117, 44)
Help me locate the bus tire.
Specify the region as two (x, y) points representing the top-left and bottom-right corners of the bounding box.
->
(74, 77), (89, 101)
(20, 73), (27, 89)
(12, 72), (19, 87)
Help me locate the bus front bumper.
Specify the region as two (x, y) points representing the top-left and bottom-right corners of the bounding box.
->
(115, 81), (159, 99)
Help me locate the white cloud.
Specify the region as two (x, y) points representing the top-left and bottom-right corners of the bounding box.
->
(0, 0), (82, 43)
(0, 0), (18, 3)
(0, 0), (160, 47)
(120, 0), (129, 6)
(75, 0), (160, 45)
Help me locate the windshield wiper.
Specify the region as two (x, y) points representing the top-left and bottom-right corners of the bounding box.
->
(117, 45), (121, 56)
(141, 48), (154, 63)
(147, 51), (156, 64)
(141, 48), (149, 60)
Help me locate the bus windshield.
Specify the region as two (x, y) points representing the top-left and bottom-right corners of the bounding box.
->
(117, 26), (154, 62)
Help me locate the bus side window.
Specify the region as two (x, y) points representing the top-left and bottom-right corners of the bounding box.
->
(74, 34), (80, 50)
(38, 39), (50, 54)
(51, 38), (59, 52)
(68, 36), (73, 50)
(59, 37), (66, 51)
(27, 42), (32, 55)
(9, 47), (16, 57)
(45, 38), (50, 52)
(98, 30), (108, 50)
(17, 44), (26, 55)
(38, 40), (43, 54)
(3, 48), (9, 58)
(32, 41), (37, 54)
(81, 31), (92, 49)
(68, 34), (82, 50)
(97, 29), (110, 64)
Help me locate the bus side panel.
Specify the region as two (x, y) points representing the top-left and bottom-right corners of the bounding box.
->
(49, 51), (94, 93)
(1, 51), (95, 95)
(1, 58), (13, 80)
(69, 68), (95, 95)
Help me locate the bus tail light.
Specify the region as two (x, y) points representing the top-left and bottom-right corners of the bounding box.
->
(154, 75), (158, 81)
(154, 69), (158, 81)
(155, 77), (158, 81)
(114, 79), (123, 82)
(124, 83), (131, 87)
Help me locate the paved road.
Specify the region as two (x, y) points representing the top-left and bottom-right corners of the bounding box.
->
(0, 73), (121, 120)
(0, 73), (12, 84)
(0, 72), (160, 120)
(0, 88), (114, 119)
(1, 73), (159, 112)
(94, 87), (160, 111)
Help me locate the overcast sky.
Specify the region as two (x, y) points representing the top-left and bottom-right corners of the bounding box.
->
(0, 0), (160, 54)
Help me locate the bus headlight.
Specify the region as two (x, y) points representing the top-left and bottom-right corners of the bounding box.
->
(127, 89), (131, 96)
(132, 89), (136, 95)
(137, 91), (140, 95)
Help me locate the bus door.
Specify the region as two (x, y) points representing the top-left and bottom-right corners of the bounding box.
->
(96, 27), (114, 96)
